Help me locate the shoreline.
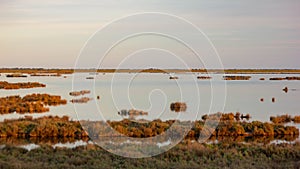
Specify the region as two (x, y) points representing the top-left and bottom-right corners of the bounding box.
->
(1, 68), (300, 74)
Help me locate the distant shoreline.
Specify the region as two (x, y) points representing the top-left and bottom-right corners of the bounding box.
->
(0, 68), (300, 74)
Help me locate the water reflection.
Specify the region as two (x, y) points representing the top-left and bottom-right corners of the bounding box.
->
(19, 144), (40, 151)
(0, 134), (298, 151)
(0, 137), (89, 146)
(52, 140), (92, 149)
(208, 135), (299, 144)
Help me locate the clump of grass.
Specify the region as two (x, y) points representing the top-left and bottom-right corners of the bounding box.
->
(270, 114), (300, 124)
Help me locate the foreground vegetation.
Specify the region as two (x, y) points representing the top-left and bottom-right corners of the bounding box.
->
(0, 116), (87, 138)
(106, 114), (299, 139)
(0, 141), (299, 169)
(0, 114), (298, 142)
(0, 114), (299, 168)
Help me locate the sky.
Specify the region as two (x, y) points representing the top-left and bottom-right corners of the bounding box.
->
(0, 0), (299, 69)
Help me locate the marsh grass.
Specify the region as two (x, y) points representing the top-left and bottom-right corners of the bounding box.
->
(0, 142), (299, 169)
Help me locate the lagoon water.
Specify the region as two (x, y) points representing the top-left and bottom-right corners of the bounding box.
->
(0, 73), (299, 125)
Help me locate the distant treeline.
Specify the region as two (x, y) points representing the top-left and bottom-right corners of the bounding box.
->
(0, 68), (74, 74)
(1, 68), (300, 74)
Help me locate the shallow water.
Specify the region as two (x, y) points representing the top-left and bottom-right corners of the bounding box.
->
(1, 135), (298, 151)
(0, 73), (299, 124)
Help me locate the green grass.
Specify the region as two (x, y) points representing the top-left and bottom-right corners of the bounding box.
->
(0, 142), (299, 169)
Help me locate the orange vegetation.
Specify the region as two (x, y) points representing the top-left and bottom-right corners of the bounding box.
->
(0, 116), (87, 138)
(70, 97), (92, 103)
(223, 76), (251, 80)
(30, 73), (61, 77)
(0, 94), (67, 114)
(0, 113), (298, 139)
(69, 90), (91, 96)
(170, 102), (187, 112)
(293, 116), (300, 123)
(201, 112), (250, 122)
(0, 81), (46, 90)
(270, 114), (300, 124)
(84, 113), (298, 139)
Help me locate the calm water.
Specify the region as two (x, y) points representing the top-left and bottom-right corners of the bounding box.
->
(0, 73), (300, 124)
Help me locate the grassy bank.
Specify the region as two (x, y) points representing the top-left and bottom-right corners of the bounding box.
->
(0, 115), (299, 168)
(0, 142), (299, 169)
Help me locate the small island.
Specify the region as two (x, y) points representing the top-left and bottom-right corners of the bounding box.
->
(69, 90), (91, 96)
(169, 76), (179, 80)
(0, 94), (67, 114)
(223, 76), (251, 80)
(170, 102), (187, 112)
(30, 73), (61, 77)
(197, 76), (212, 80)
(70, 97), (92, 103)
(0, 81), (46, 90)
(270, 114), (300, 124)
(6, 73), (27, 78)
(118, 109), (148, 116)
(269, 76), (300, 80)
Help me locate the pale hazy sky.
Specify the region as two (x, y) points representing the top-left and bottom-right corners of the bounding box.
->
(0, 0), (299, 68)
